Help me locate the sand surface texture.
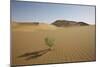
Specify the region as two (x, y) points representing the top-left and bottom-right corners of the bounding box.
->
(11, 23), (96, 65)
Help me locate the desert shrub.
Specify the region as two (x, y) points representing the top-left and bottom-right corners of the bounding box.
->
(44, 37), (55, 48)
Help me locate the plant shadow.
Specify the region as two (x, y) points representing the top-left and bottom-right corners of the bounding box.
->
(18, 48), (51, 60)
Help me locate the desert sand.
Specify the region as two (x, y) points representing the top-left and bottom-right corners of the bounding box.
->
(11, 23), (96, 66)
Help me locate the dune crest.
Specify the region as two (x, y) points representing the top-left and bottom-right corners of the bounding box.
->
(12, 22), (58, 31)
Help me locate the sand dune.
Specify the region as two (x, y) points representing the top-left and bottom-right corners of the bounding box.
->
(11, 23), (96, 65)
(12, 23), (58, 31)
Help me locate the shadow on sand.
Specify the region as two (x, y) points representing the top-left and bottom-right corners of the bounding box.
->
(18, 48), (51, 60)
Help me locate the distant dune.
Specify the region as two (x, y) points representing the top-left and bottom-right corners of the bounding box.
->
(11, 21), (95, 65)
(12, 22), (58, 31)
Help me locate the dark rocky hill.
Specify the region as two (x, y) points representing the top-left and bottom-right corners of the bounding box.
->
(51, 20), (89, 27)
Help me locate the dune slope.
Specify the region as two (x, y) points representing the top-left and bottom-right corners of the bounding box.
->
(11, 24), (96, 65)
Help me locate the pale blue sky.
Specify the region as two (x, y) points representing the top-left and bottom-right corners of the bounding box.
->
(11, 0), (95, 24)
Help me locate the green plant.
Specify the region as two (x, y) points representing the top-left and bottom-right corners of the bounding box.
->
(44, 37), (55, 48)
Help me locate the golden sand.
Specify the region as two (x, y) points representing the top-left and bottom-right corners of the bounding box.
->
(11, 23), (96, 65)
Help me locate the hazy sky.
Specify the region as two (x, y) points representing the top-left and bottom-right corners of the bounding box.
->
(11, 0), (95, 24)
